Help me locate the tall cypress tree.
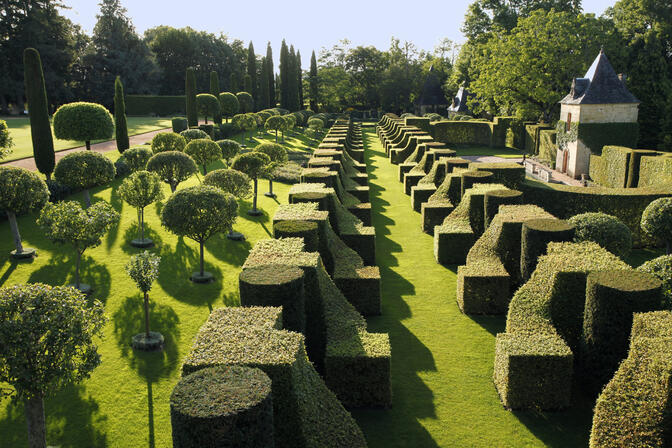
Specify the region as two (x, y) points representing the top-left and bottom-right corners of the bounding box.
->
(309, 50), (319, 112)
(275, 74), (281, 106)
(280, 39), (289, 109)
(259, 57), (270, 110)
(23, 48), (55, 180)
(210, 71), (222, 124)
(266, 42), (275, 107)
(114, 76), (129, 153)
(230, 72), (239, 93)
(186, 67), (198, 127)
(288, 45), (299, 111)
(244, 74), (252, 94)
(297, 50), (303, 110)
(247, 42), (257, 110)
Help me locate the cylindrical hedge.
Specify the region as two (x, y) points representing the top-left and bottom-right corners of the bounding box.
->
(172, 117), (188, 133)
(273, 220), (319, 252)
(445, 158), (470, 173)
(582, 270), (662, 392)
(484, 189), (523, 229)
(289, 192), (330, 211)
(185, 67), (198, 127)
(520, 218), (574, 281)
(170, 366), (274, 448)
(461, 170), (493, 198)
(239, 264), (306, 333)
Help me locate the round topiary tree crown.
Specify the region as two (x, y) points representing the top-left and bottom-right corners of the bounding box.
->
(184, 139), (222, 175)
(180, 129), (210, 143)
(218, 92), (239, 122)
(146, 151), (198, 192)
(215, 139), (241, 162)
(641, 198), (672, 254)
(120, 146), (154, 172)
(152, 132), (186, 153)
(54, 151), (116, 207)
(53, 102), (114, 150)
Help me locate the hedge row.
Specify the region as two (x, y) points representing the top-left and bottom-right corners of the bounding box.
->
(125, 95), (185, 116)
(538, 130), (557, 167)
(589, 145), (672, 189)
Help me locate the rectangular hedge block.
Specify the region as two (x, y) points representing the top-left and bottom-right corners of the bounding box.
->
(457, 265), (511, 314)
(434, 224), (475, 265)
(411, 184), (437, 213)
(421, 201), (455, 234)
(335, 266), (382, 316)
(404, 173), (425, 195)
(398, 163), (416, 182)
(347, 186), (370, 203)
(340, 232), (376, 266)
(348, 203), (371, 226)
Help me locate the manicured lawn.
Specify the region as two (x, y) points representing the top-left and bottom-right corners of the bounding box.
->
(352, 128), (593, 447)
(453, 145), (528, 159)
(0, 137), (289, 448)
(2, 116), (172, 161)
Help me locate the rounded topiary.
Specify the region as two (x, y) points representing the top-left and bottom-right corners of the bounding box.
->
(231, 152), (271, 215)
(0, 166), (49, 258)
(170, 366), (274, 448)
(265, 115), (287, 142)
(239, 264), (306, 332)
(236, 92), (254, 113)
(461, 171), (493, 198)
(255, 142), (288, 197)
(52, 102), (114, 150)
(638, 255), (672, 307)
(147, 151), (198, 192)
(119, 171), (163, 247)
(204, 169), (252, 199)
(215, 139), (241, 162)
(185, 138), (222, 175)
(152, 132), (186, 153)
(171, 117), (188, 133)
(641, 198), (672, 254)
(54, 151), (115, 207)
(218, 92), (239, 122)
(196, 93), (220, 124)
(569, 212), (632, 258)
(198, 124), (214, 139)
(582, 270), (662, 392)
(273, 220), (319, 252)
(120, 146), (153, 172)
(521, 218), (575, 281)
(180, 128), (210, 143)
(484, 189), (523, 228)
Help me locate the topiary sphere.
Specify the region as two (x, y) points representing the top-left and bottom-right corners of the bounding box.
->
(215, 139), (241, 161)
(231, 152), (271, 179)
(236, 92), (254, 113)
(121, 146), (154, 172)
(0, 166), (49, 214)
(52, 102), (114, 142)
(283, 114), (296, 129)
(184, 139), (222, 174)
(638, 255), (672, 307)
(569, 212), (632, 258)
(641, 198), (672, 253)
(307, 117), (324, 130)
(196, 93), (220, 119)
(152, 132), (186, 153)
(54, 151), (116, 190)
(255, 142), (288, 164)
(264, 115), (286, 133)
(180, 128), (210, 143)
(218, 92), (239, 118)
(256, 111), (272, 125)
(204, 168), (252, 199)
(146, 151), (198, 192)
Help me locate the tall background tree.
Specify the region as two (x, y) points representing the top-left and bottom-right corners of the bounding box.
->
(114, 76), (130, 153)
(185, 67), (198, 127)
(297, 50), (304, 109)
(288, 45), (299, 111)
(259, 57), (271, 110)
(266, 42), (275, 107)
(247, 42), (257, 110)
(23, 48), (55, 180)
(309, 50), (319, 112)
(280, 39), (290, 109)
(209, 71), (222, 124)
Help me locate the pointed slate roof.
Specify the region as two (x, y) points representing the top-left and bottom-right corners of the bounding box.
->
(560, 49), (639, 105)
(448, 87), (475, 113)
(416, 65), (449, 106)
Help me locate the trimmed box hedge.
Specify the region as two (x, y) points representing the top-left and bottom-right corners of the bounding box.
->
(520, 218), (574, 282)
(126, 95), (185, 116)
(638, 153), (672, 188)
(430, 121), (494, 146)
(470, 162), (525, 189)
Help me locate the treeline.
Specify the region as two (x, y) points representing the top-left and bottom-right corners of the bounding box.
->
(0, 0), (304, 113)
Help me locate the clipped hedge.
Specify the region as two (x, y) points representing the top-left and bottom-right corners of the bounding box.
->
(638, 153), (672, 188)
(520, 218), (574, 282)
(538, 130), (557, 167)
(126, 95), (185, 116)
(274, 220), (319, 252)
(569, 212), (632, 258)
(484, 189), (523, 229)
(470, 162), (525, 189)
(171, 366), (274, 448)
(172, 117), (188, 133)
(430, 120), (493, 146)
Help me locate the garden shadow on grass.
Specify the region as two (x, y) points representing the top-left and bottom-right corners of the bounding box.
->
(105, 178), (124, 250)
(0, 384), (108, 448)
(156, 237), (223, 307)
(121, 223), (164, 255)
(469, 314), (507, 336)
(205, 232), (252, 268)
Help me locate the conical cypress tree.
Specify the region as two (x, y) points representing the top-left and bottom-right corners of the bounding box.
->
(280, 40), (289, 109)
(266, 42), (275, 107)
(310, 50), (319, 112)
(114, 76), (129, 153)
(247, 42), (257, 110)
(259, 57), (270, 110)
(230, 72), (239, 93)
(297, 51), (303, 110)
(244, 74), (252, 94)
(186, 67), (198, 127)
(210, 71), (222, 124)
(288, 45), (298, 111)
(23, 48), (55, 180)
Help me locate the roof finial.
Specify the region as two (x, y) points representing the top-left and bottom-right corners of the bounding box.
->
(600, 45), (604, 54)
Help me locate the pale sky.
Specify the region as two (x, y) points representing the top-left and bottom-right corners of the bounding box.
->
(60, 0), (617, 70)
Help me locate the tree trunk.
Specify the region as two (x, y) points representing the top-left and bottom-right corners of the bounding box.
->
(275, 130), (278, 142)
(202, 164), (207, 175)
(25, 395), (46, 448)
(170, 183), (177, 193)
(269, 179), (274, 195)
(45, 173), (51, 181)
(75, 251), (81, 289)
(144, 291), (151, 337)
(85, 140), (91, 150)
(199, 240), (205, 276)
(139, 208), (145, 241)
(7, 212), (23, 254)
(253, 178), (258, 212)
(83, 190), (91, 208)
(205, 116), (208, 124)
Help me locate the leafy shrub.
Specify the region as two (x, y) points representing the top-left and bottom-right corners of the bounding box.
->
(45, 179), (74, 203)
(214, 123), (238, 140)
(236, 92), (254, 113)
(197, 124), (214, 138)
(273, 220), (319, 251)
(639, 255), (672, 306)
(125, 95), (185, 116)
(119, 171), (163, 243)
(0, 166), (49, 215)
(0, 119), (14, 159)
(54, 151), (115, 204)
(215, 139), (241, 161)
(151, 132), (186, 153)
(184, 139), (221, 175)
(265, 115), (287, 141)
(120, 146), (153, 172)
(641, 198), (672, 253)
(520, 218), (575, 281)
(52, 102), (114, 150)
(114, 158), (130, 178)
(195, 93), (220, 124)
(146, 151), (198, 192)
(569, 212), (632, 258)
(171, 117), (188, 133)
(204, 169), (252, 199)
(218, 92), (239, 121)
(179, 128), (209, 143)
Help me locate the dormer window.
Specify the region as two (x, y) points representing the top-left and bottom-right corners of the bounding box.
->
(566, 113), (572, 131)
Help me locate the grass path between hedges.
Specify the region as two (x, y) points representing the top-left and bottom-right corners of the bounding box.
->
(351, 127), (592, 447)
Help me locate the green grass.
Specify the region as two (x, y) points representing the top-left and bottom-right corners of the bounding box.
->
(2, 116), (172, 161)
(351, 128), (592, 447)
(0, 135), (290, 448)
(453, 145), (528, 159)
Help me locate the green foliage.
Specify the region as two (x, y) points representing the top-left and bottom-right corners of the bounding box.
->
(120, 146), (153, 172)
(638, 154), (672, 188)
(179, 128), (209, 143)
(195, 93), (220, 124)
(307, 117), (324, 135)
(126, 251), (161, 293)
(0, 166), (49, 215)
(151, 132), (186, 153)
(114, 77), (129, 153)
(0, 120), (13, 159)
(0, 283), (106, 399)
(273, 220), (319, 252)
(236, 92), (254, 113)
(215, 139), (241, 161)
(641, 198), (672, 252)
(578, 122), (640, 156)
(231, 152), (271, 179)
(430, 121), (493, 146)
(54, 151), (116, 190)
(171, 117), (188, 133)
(184, 138), (221, 174)
(146, 151), (198, 192)
(569, 212), (632, 258)
(118, 170), (163, 210)
(125, 96), (185, 116)
(160, 185), (238, 243)
(265, 115), (287, 139)
(203, 169), (252, 199)
(209, 71), (222, 125)
(639, 255), (672, 307)
(284, 114), (296, 131)
(520, 218), (575, 281)
(185, 67), (197, 127)
(23, 48), (54, 176)
(538, 130), (557, 166)
(218, 92), (239, 120)
(53, 102), (114, 148)
(255, 142), (288, 169)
